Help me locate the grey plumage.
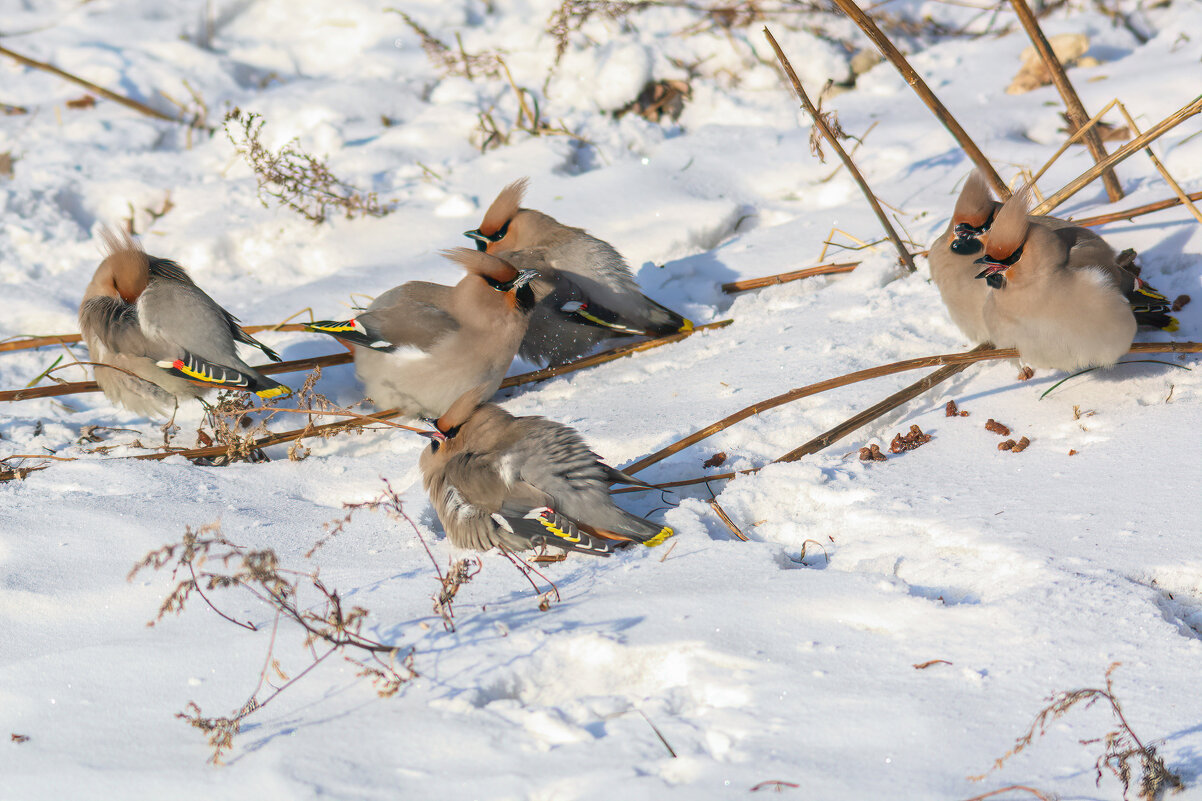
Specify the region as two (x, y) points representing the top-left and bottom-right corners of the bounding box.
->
(465, 178), (692, 366)
(307, 248), (547, 418)
(78, 228), (288, 417)
(419, 387), (673, 555)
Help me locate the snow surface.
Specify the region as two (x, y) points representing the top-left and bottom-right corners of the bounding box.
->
(2, 0), (1201, 798)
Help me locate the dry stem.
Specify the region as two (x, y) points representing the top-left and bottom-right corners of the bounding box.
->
(1033, 95), (1202, 216)
(826, 0), (1008, 198)
(1008, 0), (1122, 201)
(765, 27), (916, 273)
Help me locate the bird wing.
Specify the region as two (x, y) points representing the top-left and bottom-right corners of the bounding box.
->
(361, 282), (459, 352)
(79, 296), (165, 359)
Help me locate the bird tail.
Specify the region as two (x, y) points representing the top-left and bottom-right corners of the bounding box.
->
(156, 351), (292, 400)
(234, 328), (283, 362)
(641, 295), (694, 336)
(1126, 280), (1179, 332)
(305, 319), (395, 351)
(495, 508), (617, 556)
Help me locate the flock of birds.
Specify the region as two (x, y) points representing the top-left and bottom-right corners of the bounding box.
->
(75, 174), (1179, 557)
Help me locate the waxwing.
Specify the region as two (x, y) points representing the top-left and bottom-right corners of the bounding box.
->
(976, 190), (1139, 372)
(307, 248), (547, 418)
(418, 386), (674, 556)
(78, 228), (289, 417)
(930, 171), (1176, 344)
(464, 178), (693, 366)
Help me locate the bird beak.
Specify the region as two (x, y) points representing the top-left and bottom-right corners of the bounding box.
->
(416, 429), (446, 443)
(973, 257), (1009, 279)
(511, 269), (539, 289)
(464, 229), (490, 252)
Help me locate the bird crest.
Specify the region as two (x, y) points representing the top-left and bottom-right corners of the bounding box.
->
(441, 247), (519, 284)
(952, 170), (995, 229)
(479, 177), (528, 237)
(436, 382), (493, 436)
(98, 226), (151, 303)
(982, 185), (1030, 263)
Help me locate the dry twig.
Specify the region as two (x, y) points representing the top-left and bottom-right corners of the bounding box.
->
(765, 27), (916, 273)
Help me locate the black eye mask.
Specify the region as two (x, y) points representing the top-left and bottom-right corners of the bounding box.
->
(465, 221), (510, 252)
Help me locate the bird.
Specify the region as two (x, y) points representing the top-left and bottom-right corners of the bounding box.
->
(79, 228), (290, 418)
(930, 171), (1175, 345)
(418, 384), (675, 556)
(463, 177), (693, 365)
(975, 189), (1149, 373)
(306, 248), (547, 418)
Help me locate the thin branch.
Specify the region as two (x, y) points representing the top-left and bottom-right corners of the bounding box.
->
(187, 562), (258, 631)
(764, 28), (916, 273)
(722, 262), (857, 293)
(621, 341), (1201, 476)
(775, 345), (990, 462)
(0, 43), (210, 130)
(1033, 94), (1202, 216)
(824, 0), (1009, 198)
(1114, 101), (1202, 226)
(1073, 190), (1202, 227)
(0, 323), (310, 355)
(959, 786), (1054, 801)
(1009, 0), (1123, 201)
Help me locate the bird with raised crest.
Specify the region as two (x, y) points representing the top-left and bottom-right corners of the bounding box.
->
(464, 178), (693, 365)
(306, 248), (548, 418)
(974, 188), (1173, 375)
(417, 385), (674, 556)
(78, 228), (289, 418)
(929, 171), (1175, 346)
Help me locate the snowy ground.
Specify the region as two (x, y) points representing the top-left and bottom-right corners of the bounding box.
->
(2, 0), (1201, 798)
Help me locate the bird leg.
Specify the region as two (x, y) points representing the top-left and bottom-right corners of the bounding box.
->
(160, 399), (181, 446)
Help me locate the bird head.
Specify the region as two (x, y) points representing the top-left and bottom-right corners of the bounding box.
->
(974, 186), (1031, 287)
(949, 170), (997, 255)
(441, 248), (545, 313)
(465, 177), (529, 253)
(96, 227), (151, 303)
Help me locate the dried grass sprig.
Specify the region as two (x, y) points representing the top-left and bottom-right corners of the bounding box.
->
(224, 109), (392, 224)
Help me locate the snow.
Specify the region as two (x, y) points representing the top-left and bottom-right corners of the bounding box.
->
(2, 0), (1201, 798)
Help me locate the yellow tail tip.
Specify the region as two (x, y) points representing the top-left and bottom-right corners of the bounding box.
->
(678, 319), (694, 333)
(256, 385), (292, 400)
(1164, 317), (1180, 333)
(643, 526), (674, 548)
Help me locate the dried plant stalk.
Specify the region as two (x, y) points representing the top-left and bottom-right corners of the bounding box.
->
(224, 109), (391, 223)
(722, 262), (857, 293)
(621, 341), (1201, 477)
(774, 346), (989, 463)
(1113, 102), (1202, 226)
(764, 28), (916, 273)
(825, 0), (1009, 198)
(1033, 94), (1202, 215)
(0, 44), (208, 129)
(1074, 190), (1202, 227)
(1008, 0), (1123, 201)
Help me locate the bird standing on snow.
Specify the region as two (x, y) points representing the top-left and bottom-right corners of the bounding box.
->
(930, 171), (1175, 345)
(307, 248), (546, 418)
(975, 189), (1160, 374)
(79, 228), (289, 418)
(463, 178), (693, 366)
(418, 385), (674, 556)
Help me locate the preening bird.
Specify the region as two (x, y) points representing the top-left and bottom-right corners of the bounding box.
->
(306, 248), (547, 418)
(79, 228), (289, 418)
(930, 171), (1175, 344)
(464, 178), (693, 365)
(975, 190), (1145, 373)
(418, 386), (674, 556)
